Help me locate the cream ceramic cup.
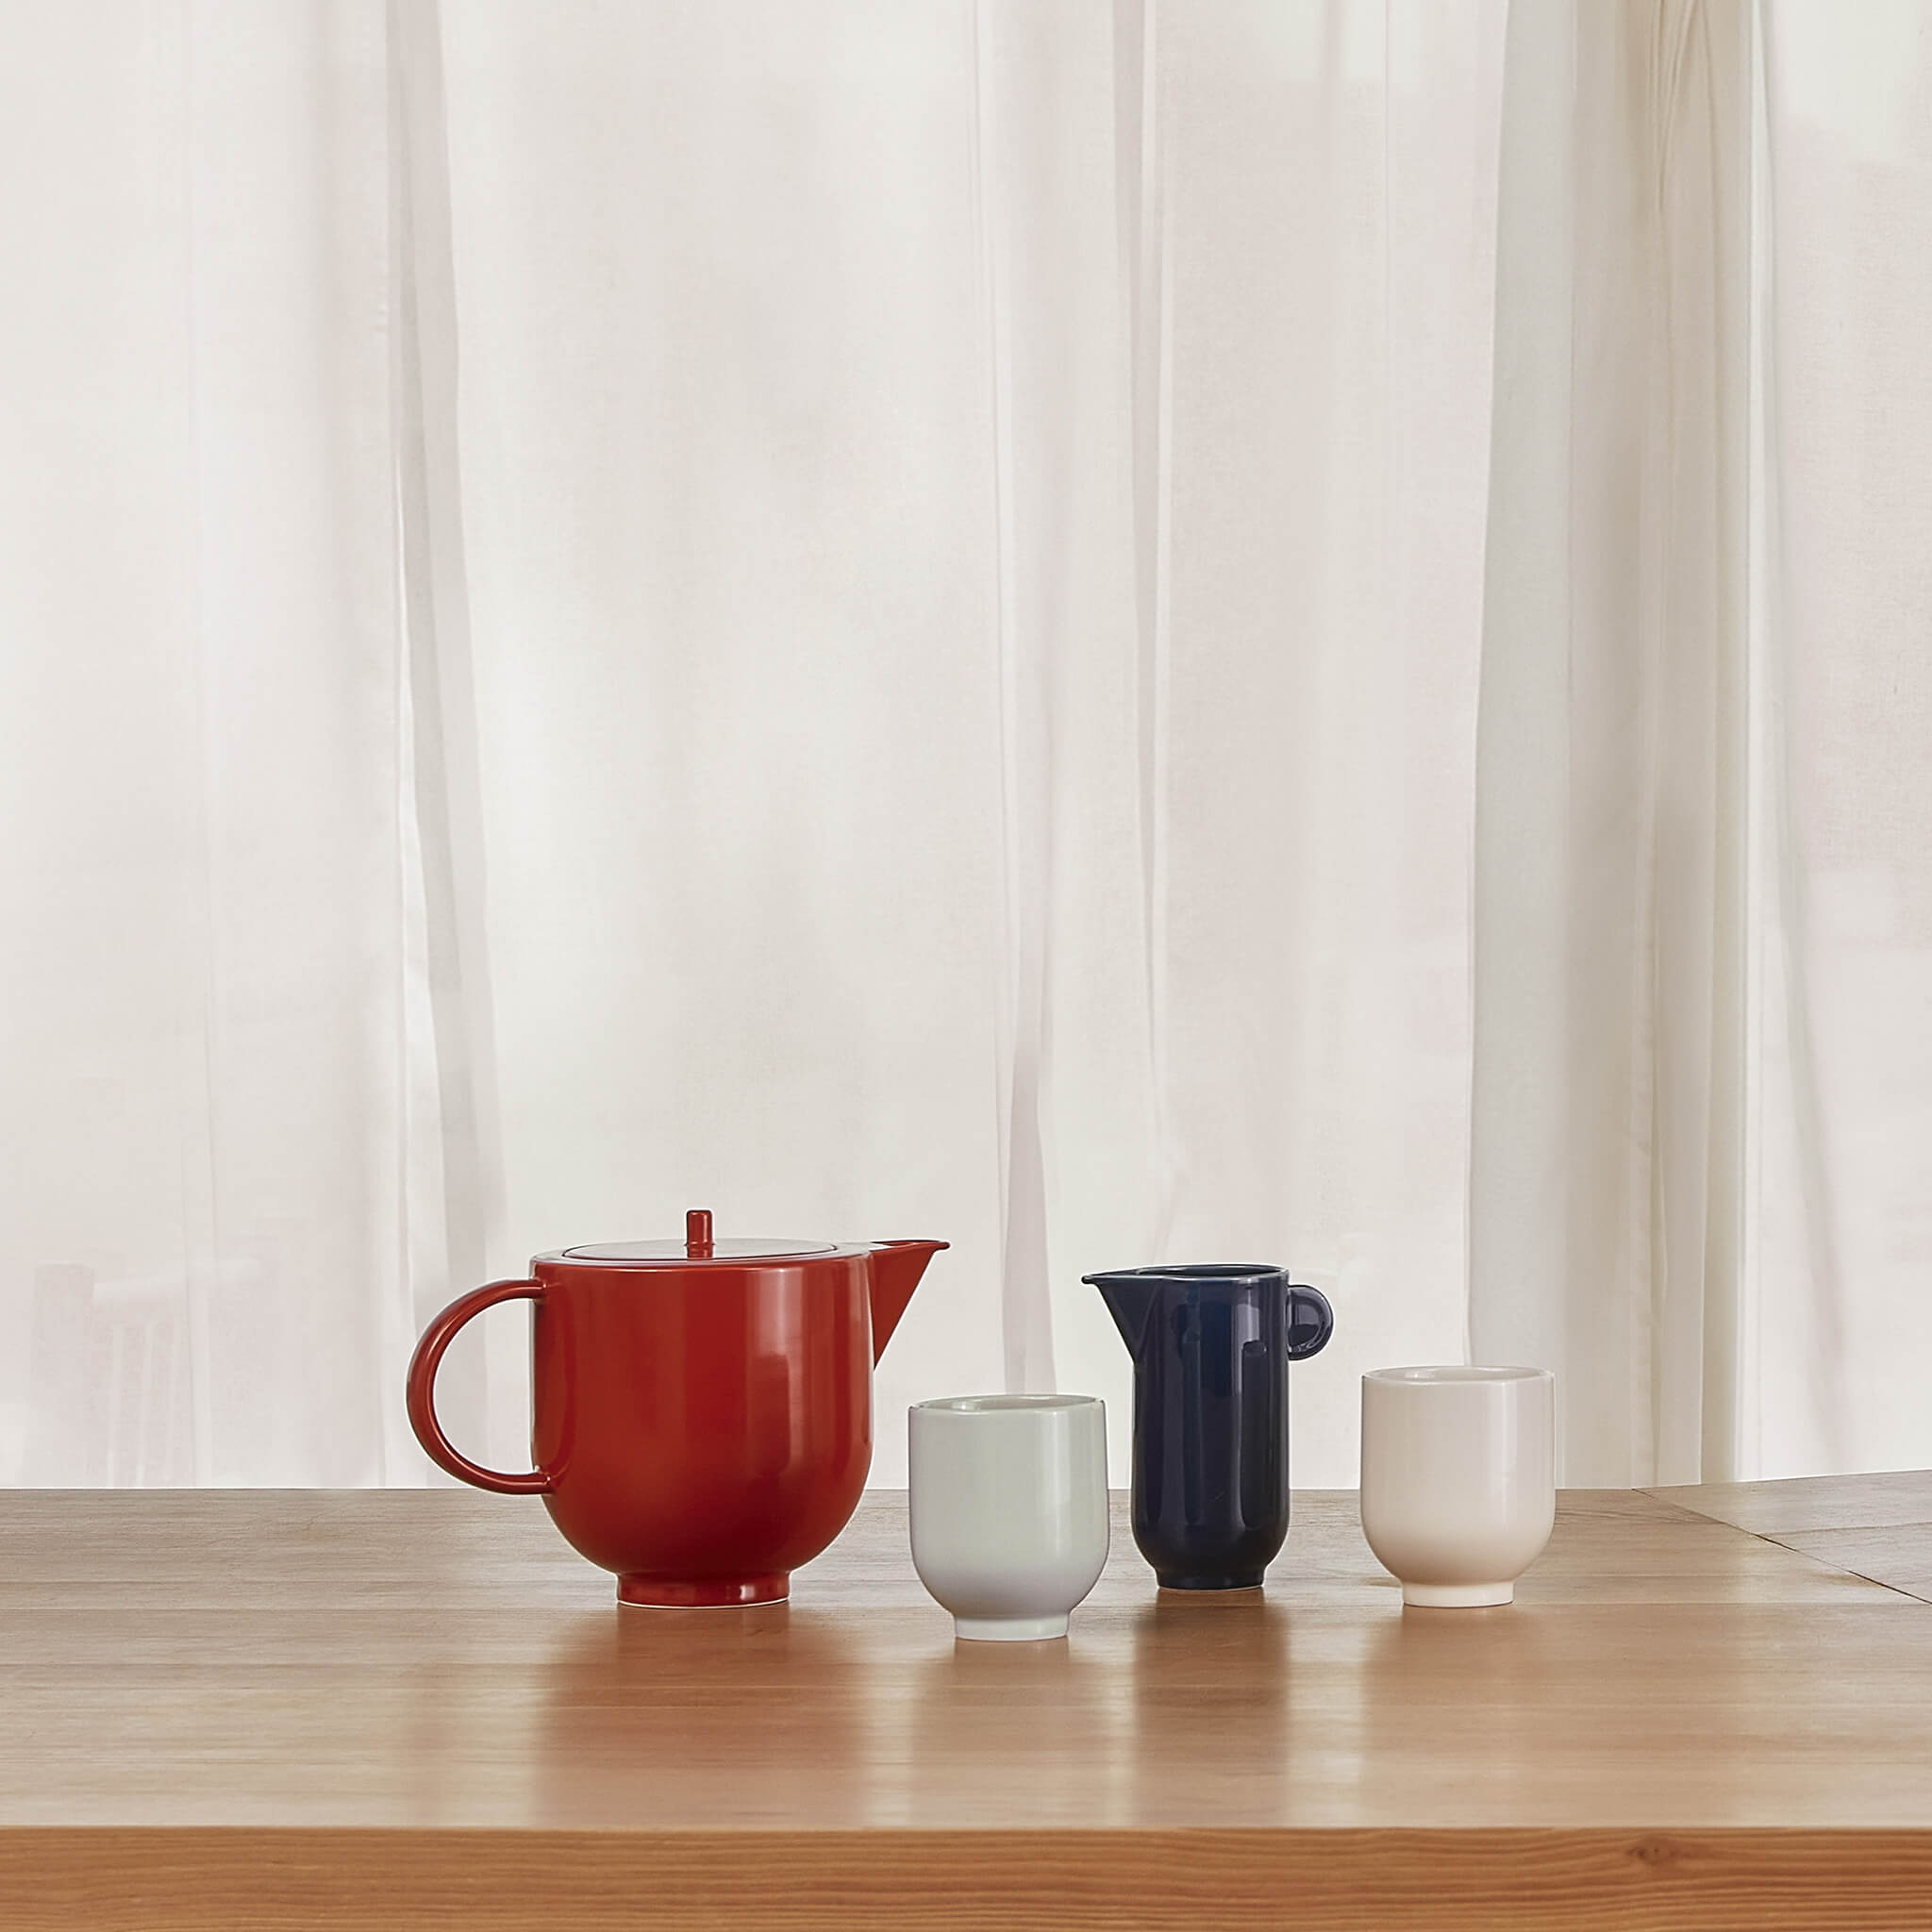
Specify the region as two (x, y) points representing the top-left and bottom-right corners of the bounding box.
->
(1359, 1366), (1556, 1607)
(908, 1395), (1109, 1641)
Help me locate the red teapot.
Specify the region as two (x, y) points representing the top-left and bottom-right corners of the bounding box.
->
(407, 1209), (945, 1606)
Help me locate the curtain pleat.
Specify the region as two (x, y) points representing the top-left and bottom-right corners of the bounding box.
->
(969, 0), (1053, 1396)
(1113, 0), (1181, 1270)
(388, 0), (511, 1475)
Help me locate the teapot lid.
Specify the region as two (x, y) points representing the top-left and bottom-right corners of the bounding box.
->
(557, 1208), (841, 1265)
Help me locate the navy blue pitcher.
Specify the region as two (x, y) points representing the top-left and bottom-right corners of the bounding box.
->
(1085, 1264), (1334, 1591)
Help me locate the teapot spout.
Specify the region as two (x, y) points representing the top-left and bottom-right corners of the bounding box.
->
(1085, 1272), (1161, 1354)
(866, 1240), (947, 1363)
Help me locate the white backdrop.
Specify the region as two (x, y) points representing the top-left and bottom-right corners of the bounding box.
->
(1, 1), (1926, 1491)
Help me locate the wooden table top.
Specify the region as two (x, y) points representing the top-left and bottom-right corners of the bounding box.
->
(5, 1475), (1932, 1927)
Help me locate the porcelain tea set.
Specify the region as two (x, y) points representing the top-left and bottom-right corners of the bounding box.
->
(408, 1209), (1556, 1636)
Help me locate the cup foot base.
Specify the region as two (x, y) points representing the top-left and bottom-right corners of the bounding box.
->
(953, 1613), (1069, 1642)
(1402, 1580), (1514, 1608)
(1156, 1573), (1265, 1592)
(618, 1573), (790, 1608)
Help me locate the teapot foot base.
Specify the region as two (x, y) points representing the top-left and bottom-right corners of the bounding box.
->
(1155, 1572), (1265, 1592)
(618, 1572), (790, 1608)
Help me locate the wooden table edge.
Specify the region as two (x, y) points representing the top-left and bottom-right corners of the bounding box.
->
(8, 1825), (1932, 1930)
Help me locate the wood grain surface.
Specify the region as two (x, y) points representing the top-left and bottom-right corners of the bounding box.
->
(4, 1480), (1931, 1927)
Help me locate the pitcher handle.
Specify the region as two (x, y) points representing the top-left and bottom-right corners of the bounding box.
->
(1285, 1284), (1334, 1360)
(406, 1278), (552, 1493)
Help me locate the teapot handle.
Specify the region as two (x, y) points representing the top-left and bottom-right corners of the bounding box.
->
(406, 1278), (553, 1494)
(1285, 1284), (1334, 1360)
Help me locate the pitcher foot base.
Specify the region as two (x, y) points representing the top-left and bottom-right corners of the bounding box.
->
(1156, 1572), (1265, 1592)
(618, 1572), (790, 1608)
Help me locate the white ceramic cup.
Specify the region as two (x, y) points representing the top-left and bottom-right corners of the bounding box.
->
(1359, 1366), (1556, 1607)
(908, 1394), (1109, 1641)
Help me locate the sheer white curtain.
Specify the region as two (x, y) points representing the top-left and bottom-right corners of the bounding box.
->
(2, 1), (1927, 1491)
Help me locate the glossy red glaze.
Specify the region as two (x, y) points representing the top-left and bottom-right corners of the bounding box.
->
(405, 1222), (945, 1606)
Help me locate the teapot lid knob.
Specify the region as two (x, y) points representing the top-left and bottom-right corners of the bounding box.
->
(686, 1208), (714, 1257)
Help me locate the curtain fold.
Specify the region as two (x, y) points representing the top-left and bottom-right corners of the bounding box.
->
(970, 0), (1058, 1399)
